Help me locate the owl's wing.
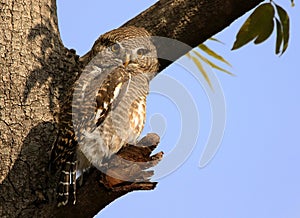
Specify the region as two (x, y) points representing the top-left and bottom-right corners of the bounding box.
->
(72, 66), (130, 136)
(94, 68), (130, 127)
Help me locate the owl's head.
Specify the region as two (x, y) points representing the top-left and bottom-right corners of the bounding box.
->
(93, 26), (158, 76)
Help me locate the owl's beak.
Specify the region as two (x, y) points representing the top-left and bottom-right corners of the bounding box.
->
(123, 54), (131, 68)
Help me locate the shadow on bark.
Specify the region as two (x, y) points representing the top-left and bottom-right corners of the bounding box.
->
(23, 20), (81, 115)
(0, 121), (57, 216)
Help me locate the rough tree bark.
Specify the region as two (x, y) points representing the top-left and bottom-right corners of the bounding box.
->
(0, 0), (263, 217)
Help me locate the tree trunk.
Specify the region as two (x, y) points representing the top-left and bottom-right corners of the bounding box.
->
(0, 0), (263, 217)
(0, 0), (68, 216)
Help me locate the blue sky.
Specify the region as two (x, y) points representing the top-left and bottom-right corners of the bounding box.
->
(57, 1), (300, 217)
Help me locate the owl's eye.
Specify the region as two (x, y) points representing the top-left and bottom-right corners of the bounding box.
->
(136, 48), (149, 57)
(111, 43), (121, 53)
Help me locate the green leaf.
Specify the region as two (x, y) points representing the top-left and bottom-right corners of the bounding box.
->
(190, 55), (213, 89)
(275, 4), (290, 54)
(254, 4), (274, 44)
(291, 0), (295, 7)
(186, 52), (192, 59)
(208, 38), (225, 45)
(232, 3), (275, 50)
(275, 18), (283, 55)
(198, 44), (232, 66)
(193, 51), (234, 76)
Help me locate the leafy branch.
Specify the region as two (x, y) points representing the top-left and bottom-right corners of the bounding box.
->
(188, 1), (292, 88)
(232, 1), (291, 55)
(187, 40), (233, 89)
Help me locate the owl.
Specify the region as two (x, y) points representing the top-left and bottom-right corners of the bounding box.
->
(51, 26), (159, 206)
